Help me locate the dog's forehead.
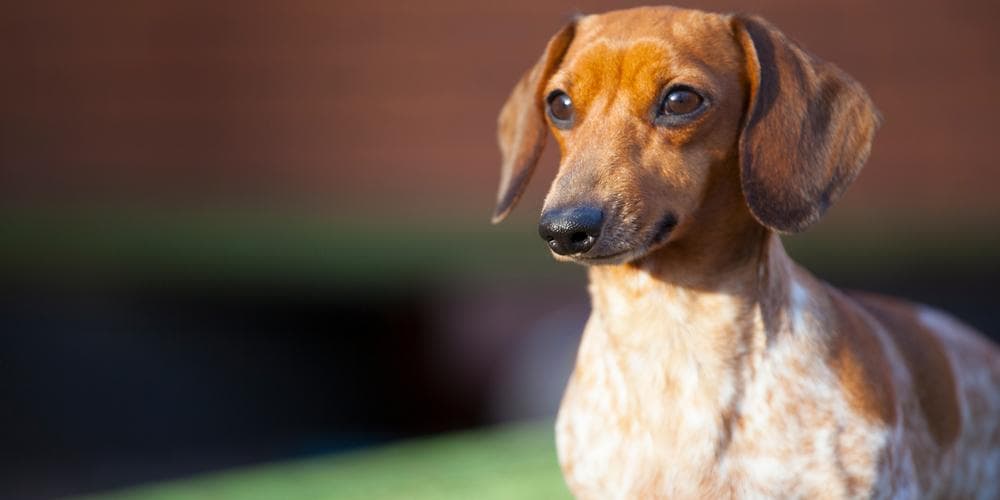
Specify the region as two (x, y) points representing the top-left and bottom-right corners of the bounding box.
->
(579, 7), (726, 40)
(571, 7), (733, 59)
(550, 7), (739, 112)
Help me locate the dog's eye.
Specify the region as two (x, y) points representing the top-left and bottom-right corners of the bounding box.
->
(546, 90), (574, 128)
(660, 88), (704, 116)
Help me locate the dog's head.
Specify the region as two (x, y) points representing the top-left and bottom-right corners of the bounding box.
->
(492, 6), (880, 265)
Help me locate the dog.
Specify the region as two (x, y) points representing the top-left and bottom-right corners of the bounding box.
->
(491, 6), (999, 499)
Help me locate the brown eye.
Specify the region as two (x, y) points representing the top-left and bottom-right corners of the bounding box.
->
(660, 88), (704, 116)
(547, 90), (574, 127)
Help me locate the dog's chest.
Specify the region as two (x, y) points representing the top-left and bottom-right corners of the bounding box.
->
(555, 283), (892, 499)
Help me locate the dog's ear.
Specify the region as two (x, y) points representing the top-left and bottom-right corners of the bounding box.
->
(731, 15), (881, 233)
(492, 22), (576, 224)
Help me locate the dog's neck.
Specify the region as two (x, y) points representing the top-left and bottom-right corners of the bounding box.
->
(583, 224), (798, 412)
(587, 207), (792, 329)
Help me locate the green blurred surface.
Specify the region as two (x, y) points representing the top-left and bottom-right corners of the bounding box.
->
(1, 207), (997, 287)
(72, 421), (570, 500)
(0, 208), (567, 287)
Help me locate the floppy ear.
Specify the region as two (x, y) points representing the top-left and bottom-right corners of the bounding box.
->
(731, 15), (881, 233)
(492, 22), (576, 224)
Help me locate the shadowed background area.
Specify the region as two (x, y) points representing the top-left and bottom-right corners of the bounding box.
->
(1, 0), (998, 498)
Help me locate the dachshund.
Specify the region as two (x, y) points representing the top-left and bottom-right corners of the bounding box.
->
(492, 6), (999, 499)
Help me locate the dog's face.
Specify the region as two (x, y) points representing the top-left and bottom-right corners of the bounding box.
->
(538, 9), (747, 264)
(493, 6), (880, 265)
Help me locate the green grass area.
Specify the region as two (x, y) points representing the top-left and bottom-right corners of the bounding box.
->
(72, 421), (570, 500)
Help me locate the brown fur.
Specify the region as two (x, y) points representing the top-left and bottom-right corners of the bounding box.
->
(733, 15), (882, 233)
(826, 288), (899, 425)
(852, 292), (962, 448)
(493, 5), (1000, 498)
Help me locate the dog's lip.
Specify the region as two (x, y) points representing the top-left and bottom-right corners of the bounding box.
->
(568, 213), (679, 263)
(576, 248), (630, 261)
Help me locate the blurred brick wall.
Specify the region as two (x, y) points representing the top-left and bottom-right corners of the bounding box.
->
(2, 0), (998, 211)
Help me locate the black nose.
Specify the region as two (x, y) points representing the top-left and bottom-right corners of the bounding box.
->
(538, 206), (604, 255)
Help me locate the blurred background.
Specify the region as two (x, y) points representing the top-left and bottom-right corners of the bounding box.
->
(1, 0), (997, 498)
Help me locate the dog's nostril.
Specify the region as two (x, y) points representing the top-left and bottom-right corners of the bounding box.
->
(569, 231), (589, 244)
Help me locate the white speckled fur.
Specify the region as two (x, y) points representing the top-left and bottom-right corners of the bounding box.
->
(556, 235), (1000, 498)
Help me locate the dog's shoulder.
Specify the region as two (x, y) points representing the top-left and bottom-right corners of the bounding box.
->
(848, 291), (1000, 495)
(849, 291), (998, 384)
(848, 291), (1000, 444)
(852, 292), (963, 441)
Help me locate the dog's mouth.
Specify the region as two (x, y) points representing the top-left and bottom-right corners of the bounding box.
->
(576, 248), (630, 263)
(572, 212), (679, 265)
(650, 213), (679, 245)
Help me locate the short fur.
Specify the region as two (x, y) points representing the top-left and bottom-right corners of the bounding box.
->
(492, 6), (999, 499)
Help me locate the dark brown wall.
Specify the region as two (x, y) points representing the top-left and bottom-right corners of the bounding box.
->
(2, 0), (998, 211)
